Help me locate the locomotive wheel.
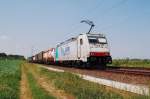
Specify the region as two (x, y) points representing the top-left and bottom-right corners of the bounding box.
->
(97, 63), (106, 70)
(85, 62), (91, 69)
(75, 61), (83, 68)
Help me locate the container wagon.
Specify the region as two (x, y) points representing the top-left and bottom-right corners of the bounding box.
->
(34, 51), (44, 63)
(43, 48), (55, 64)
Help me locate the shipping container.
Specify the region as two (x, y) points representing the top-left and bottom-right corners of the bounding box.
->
(43, 48), (55, 64)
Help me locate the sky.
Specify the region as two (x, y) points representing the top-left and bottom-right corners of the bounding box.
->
(0, 0), (150, 59)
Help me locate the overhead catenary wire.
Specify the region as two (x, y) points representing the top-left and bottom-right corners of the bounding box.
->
(81, 0), (105, 19)
(63, 0), (105, 38)
(63, 0), (128, 39)
(85, 0), (128, 33)
(91, 0), (128, 20)
(87, 0), (129, 32)
(99, 16), (130, 31)
(96, 0), (129, 31)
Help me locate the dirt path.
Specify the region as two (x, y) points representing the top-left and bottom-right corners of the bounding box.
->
(38, 77), (75, 99)
(20, 64), (33, 99)
(28, 63), (75, 99)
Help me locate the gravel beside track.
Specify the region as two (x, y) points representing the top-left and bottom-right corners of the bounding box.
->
(41, 64), (150, 85)
(106, 67), (150, 76)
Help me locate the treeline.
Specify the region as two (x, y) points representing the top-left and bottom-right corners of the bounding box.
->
(0, 53), (25, 60)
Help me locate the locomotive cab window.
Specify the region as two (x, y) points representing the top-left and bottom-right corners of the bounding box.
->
(88, 38), (98, 44)
(88, 36), (107, 44)
(98, 37), (107, 44)
(80, 39), (83, 45)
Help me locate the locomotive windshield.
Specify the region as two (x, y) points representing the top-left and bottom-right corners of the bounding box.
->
(98, 38), (107, 43)
(88, 36), (107, 44)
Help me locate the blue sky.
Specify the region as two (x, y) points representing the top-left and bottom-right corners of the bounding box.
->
(0, 0), (150, 59)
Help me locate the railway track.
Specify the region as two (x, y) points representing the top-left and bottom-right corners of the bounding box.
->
(43, 63), (150, 76)
(106, 66), (150, 76)
(38, 63), (150, 85)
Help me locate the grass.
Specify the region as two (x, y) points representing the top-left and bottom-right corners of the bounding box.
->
(0, 59), (56, 99)
(22, 62), (56, 99)
(0, 58), (149, 99)
(26, 70), (56, 99)
(39, 67), (123, 99)
(110, 58), (150, 68)
(38, 65), (150, 99)
(0, 59), (22, 99)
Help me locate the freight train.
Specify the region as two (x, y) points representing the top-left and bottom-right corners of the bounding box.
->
(28, 33), (112, 68)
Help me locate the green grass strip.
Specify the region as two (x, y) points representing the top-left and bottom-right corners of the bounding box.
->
(41, 67), (150, 99)
(0, 59), (22, 99)
(40, 67), (123, 99)
(27, 71), (56, 99)
(110, 59), (150, 68)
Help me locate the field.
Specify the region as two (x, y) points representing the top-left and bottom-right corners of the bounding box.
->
(110, 59), (150, 68)
(0, 59), (149, 99)
(23, 63), (124, 99)
(0, 59), (22, 99)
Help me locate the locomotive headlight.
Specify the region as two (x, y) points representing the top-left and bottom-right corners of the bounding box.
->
(90, 52), (95, 56)
(104, 44), (108, 48)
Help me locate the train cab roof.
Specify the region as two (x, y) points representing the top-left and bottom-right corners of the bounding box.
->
(56, 33), (106, 47)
